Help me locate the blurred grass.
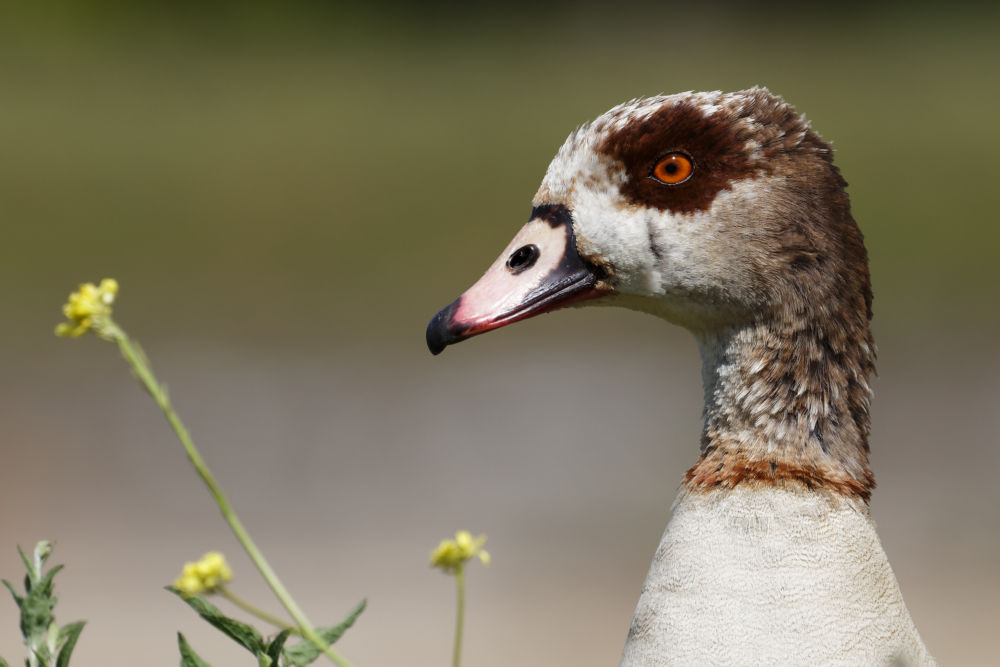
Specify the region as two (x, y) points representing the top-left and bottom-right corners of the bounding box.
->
(0, 3), (997, 347)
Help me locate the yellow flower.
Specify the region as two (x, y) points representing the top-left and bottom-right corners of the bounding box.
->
(173, 551), (233, 596)
(55, 278), (120, 339)
(430, 531), (490, 574)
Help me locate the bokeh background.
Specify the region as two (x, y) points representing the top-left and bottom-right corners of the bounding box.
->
(2, 2), (998, 664)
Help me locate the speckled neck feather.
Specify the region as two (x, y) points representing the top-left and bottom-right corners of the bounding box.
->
(688, 298), (877, 500)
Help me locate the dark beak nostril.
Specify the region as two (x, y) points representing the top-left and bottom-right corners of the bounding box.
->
(506, 244), (540, 274)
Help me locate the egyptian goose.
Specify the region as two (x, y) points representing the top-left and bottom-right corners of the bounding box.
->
(426, 88), (935, 665)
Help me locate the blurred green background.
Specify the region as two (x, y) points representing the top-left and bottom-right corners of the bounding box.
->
(1, 2), (998, 665)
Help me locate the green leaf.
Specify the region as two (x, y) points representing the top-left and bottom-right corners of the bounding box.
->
(16, 546), (33, 581)
(177, 633), (213, 667)
(283, 600), (366, 667)
(38, 565), (65, 593)
(0, 654), (9, 667)
(56, 621), (86, 667)
(32, 648), (53, 667)
(256, 653), (272, 667)
(2, 579), (23, 607)
(167, 587), (264, 654)
(264, 629), (291, 665)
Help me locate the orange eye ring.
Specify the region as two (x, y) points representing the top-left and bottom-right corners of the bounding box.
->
(650, 152), (693, 185)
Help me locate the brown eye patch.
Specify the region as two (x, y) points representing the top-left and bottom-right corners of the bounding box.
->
(599, 101), (759, 214)
(650, 152), (693, 185)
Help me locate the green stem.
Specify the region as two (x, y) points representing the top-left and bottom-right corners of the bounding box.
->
(217, 586), (299, 634)
(112, 327), (354, 667)
(453, 566), (465, 667)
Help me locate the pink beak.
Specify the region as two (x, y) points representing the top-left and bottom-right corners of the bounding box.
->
(426, 205), (608, 355)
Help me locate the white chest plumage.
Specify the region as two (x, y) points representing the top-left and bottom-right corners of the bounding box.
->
(622, 487), (935, 666)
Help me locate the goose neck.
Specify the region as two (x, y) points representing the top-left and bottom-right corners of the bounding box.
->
(686, 309), (876, 500)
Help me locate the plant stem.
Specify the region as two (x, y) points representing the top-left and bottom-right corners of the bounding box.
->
(453, 565), (465, 667)
(112, 328), (354, 667)
(217, 586), (298, 634)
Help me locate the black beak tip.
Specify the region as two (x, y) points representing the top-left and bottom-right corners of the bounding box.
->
(426, 319), (447, 355)
(425, 299), (461, 356)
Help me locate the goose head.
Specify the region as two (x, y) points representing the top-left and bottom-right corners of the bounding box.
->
(427, 87), (869, 350)
(427, 88), (875, 497)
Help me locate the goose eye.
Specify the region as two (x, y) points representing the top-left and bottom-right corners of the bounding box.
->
(650, 153), (693, 185)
